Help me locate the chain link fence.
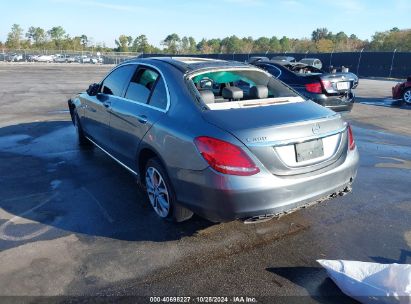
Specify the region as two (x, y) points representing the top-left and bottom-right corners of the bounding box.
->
(1, 49), (410, 78)
(144, 51), (410, 79)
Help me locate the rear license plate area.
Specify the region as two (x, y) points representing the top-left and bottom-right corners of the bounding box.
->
(336, 81), (350, 90)
(295, 139), (324, 162)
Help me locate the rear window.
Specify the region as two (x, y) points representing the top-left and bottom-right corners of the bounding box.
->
(190, 69), (303, 110)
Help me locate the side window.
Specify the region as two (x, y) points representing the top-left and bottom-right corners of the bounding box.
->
(101, 65), (135, 96)
(148, 77), (168, 110)
(125, 68), (160, 104)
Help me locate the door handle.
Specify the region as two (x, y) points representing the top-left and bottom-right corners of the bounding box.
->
(136, 115), (148, 124)
(103, 101), (111, 108)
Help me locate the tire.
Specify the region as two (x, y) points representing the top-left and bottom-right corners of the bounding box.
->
(74, 113), (92, 147)
(403, 88), (411, 104)
(144, 158), (193, 222)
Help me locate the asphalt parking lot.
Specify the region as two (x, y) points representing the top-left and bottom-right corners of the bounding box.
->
(0, 64), (410, 303)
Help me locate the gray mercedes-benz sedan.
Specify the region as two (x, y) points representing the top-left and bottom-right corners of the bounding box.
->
(68, 57), (359, 223)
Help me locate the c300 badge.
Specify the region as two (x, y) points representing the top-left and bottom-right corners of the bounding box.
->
(246, 136), (267, 143)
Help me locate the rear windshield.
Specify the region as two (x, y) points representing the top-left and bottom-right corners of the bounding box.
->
(189, 69), (303, 110)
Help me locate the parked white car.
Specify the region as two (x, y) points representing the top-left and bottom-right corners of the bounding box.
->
(9, 54), (23, 62)
(299, 58), (323, 70)
(80, 56), (91, 63)
(91, 56), (103, 64)
(36, 55), (54, 63)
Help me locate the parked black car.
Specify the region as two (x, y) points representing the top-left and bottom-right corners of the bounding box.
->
(254, 60), (358, 112)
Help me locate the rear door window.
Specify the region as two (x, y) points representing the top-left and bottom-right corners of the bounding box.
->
(125, 68), (160, 104)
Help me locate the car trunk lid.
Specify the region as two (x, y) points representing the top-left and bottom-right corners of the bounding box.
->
(320, 72), (357, 94)
(202, 101), (348, 176)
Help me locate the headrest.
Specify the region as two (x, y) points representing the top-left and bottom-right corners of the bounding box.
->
(249, 85), (269, 99)
(199, 90), (215, 104)
(222, 87), (243, 100)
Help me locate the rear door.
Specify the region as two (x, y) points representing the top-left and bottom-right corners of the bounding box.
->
(109, 65), (169, 168)
(81, 64), (135, 150)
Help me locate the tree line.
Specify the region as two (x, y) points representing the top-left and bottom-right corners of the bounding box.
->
(1, 24), (410, 54)
(1, 24), (107, 52)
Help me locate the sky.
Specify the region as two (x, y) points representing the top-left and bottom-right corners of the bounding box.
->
(0, 0), (410, 48)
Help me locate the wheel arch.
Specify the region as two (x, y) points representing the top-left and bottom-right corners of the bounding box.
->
(68, 99), (75, 123)
(68, 97), (82, 124)
(137, 145), (169, 184)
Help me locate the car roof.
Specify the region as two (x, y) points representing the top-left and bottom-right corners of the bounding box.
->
(123, 57), (251, 73)
(257, 60), (296, 66)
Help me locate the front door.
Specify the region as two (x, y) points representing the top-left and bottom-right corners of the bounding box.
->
(82, 64), (136, 150)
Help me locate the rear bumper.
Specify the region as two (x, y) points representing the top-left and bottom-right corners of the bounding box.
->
(172, 148), (359, 222)
(308, 93), (355, 112)
(392, 85), (403, 99)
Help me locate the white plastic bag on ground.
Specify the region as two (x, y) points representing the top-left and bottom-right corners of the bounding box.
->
(317, 260), (411, 304)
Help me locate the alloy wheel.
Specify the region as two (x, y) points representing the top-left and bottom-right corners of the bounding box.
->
(145, 167), (170, 218)
(404, 90), (411, 104)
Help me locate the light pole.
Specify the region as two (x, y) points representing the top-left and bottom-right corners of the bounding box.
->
(356, 48), (364, 76)
(389, 49), (397, 78)
(330, 49), (334, 68)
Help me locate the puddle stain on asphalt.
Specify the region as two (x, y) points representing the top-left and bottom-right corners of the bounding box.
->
(0, 193), (59, 241)
(358, 98), (411, 109)
(0, 126), (79, 159)
(375, 157), (411, 170)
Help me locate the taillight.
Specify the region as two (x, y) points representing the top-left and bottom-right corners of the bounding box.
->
(305, 82), (322, 94)
(348, 125), (356, 150)
(321, 80), (332, 90)
(194, 136), (260, 176)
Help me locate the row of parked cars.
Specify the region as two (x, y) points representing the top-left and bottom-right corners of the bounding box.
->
(1, 53), (104, 64)
(248, 56), (323, 69)
(248, 55), (411, 106)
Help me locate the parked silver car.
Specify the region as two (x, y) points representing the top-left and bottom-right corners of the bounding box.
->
(68, 57), (359, 223)
(299, 58), (323, 70)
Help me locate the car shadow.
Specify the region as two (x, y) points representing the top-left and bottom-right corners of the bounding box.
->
(266, 267), (360, 304)
(370, 249), (411, 264)
(0, 121), (214, 249)
(355, 97), (411, 110)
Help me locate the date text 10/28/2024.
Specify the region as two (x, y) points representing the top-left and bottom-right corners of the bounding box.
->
(150, 297), (258, 303)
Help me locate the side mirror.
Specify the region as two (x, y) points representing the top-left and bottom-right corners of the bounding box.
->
(87, 83), (100, 96)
